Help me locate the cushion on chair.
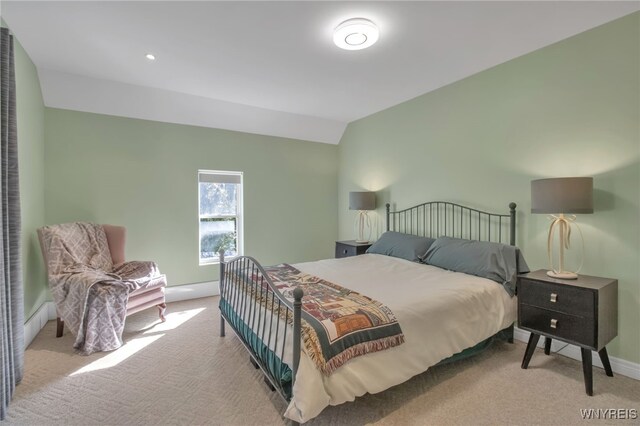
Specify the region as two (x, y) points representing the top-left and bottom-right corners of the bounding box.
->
(127, 286), (165, 312)
(129, 274), (167, 297)
(125, 272), (167, 316)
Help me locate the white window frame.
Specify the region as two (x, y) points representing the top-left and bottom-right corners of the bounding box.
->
(198, 170), (243, 265)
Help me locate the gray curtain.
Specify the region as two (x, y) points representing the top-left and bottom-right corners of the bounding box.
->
(0, 27), (23, 421)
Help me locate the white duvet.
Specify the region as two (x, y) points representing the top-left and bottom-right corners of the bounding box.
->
(282, 254), (516, 423)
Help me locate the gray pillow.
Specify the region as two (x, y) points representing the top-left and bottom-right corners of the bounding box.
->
(366, 232), (435, 262)
(421, 236), (529, 296)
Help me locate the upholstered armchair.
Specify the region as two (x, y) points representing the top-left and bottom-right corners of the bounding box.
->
(38, 223), (166, 342)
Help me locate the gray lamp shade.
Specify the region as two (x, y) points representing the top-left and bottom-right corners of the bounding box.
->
(531, 177), (593, 214)
(349, 191), (375, 210)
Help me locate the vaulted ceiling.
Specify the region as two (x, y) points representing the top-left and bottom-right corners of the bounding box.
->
(3, 1), (638, 144)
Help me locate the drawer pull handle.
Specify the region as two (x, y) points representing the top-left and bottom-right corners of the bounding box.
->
(550, 319), (558, 329)
(550, 293), (558, 303)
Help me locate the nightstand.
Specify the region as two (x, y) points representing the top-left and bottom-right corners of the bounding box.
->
(335, 240), (372, 259)
(518, 269), (618, 396)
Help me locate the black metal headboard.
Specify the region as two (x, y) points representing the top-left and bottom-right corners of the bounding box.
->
(386, 201), (517, 246)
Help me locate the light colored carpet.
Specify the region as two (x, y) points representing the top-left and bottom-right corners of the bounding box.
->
(5, 297), (639, 425)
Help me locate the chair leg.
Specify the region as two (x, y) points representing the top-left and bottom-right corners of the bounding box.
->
(157, 303), (167, 322)
(56, 317), (64, 338)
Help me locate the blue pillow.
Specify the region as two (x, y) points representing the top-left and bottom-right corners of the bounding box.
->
(421, 237), (529, 296)
(366, 232), (435, 262)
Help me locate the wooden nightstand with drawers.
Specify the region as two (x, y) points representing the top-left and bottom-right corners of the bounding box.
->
(518, 269), (618, 396)
(335, 240), (372, 259)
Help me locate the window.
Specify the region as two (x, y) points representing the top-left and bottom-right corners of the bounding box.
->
(198, 170), (243, 264)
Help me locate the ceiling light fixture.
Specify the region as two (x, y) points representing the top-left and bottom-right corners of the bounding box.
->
(145, 53), (156, 61)
(333, 18), (379, 51)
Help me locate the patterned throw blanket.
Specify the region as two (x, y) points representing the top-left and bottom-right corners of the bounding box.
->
(248, 264), (404, 375)
(40, 223), (165, 355)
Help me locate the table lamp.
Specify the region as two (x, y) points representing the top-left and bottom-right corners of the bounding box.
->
(349, 191), (375, 243)
(531, 177), (593, 279)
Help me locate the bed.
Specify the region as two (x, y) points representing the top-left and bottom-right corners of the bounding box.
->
(218, 201), (523, 423)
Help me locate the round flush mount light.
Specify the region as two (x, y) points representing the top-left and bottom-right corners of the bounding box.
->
(145, 53), (156, 61)
(333, 18), (379, 51)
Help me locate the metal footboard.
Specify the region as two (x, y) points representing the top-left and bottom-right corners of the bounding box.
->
(218, 252), (302, 403)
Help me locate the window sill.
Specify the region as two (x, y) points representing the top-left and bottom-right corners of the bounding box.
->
(199, 255), (241, 266)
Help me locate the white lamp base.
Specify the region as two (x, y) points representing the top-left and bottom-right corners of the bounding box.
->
(546, 214), (584, 281)
(547, 270), (578, 280)
(354, 211), (372, 244)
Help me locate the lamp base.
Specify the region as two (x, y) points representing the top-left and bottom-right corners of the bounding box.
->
(354, 210), (372, 244)
(547, 270), (578, 280)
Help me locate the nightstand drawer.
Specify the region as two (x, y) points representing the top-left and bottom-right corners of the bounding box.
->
(336, 244), (358, 258)
(335, 241), (371, 259)
(519, 304), (595, 348)
(519, 278), (594, 318)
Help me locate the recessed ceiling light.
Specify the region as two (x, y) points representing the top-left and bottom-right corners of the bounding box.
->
(145, 53), (156, 61)
(333, 18), (379, 51)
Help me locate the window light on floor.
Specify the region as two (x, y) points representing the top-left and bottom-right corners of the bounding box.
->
(70, 307), (206, 376)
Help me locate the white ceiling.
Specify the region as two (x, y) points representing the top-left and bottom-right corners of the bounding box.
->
(3, 1), (639, 144)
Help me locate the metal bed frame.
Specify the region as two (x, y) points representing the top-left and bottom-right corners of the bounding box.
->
(218, 201), (517, 420)
(386, 201), (516, 246)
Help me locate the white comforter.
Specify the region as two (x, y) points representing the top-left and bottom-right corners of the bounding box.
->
(283, 254), (516, 423)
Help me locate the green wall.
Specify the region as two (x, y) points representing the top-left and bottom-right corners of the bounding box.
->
(338, 13), (639, 363)
(44, 109), (338, 287)
(13, 33), (47, 320)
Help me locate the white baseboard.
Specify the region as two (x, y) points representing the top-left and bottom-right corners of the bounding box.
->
(514, 327), (640, 381)
(23, 281), (220, 349)
(23, 301), (55, 349)
(165, 280), (219, 303)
